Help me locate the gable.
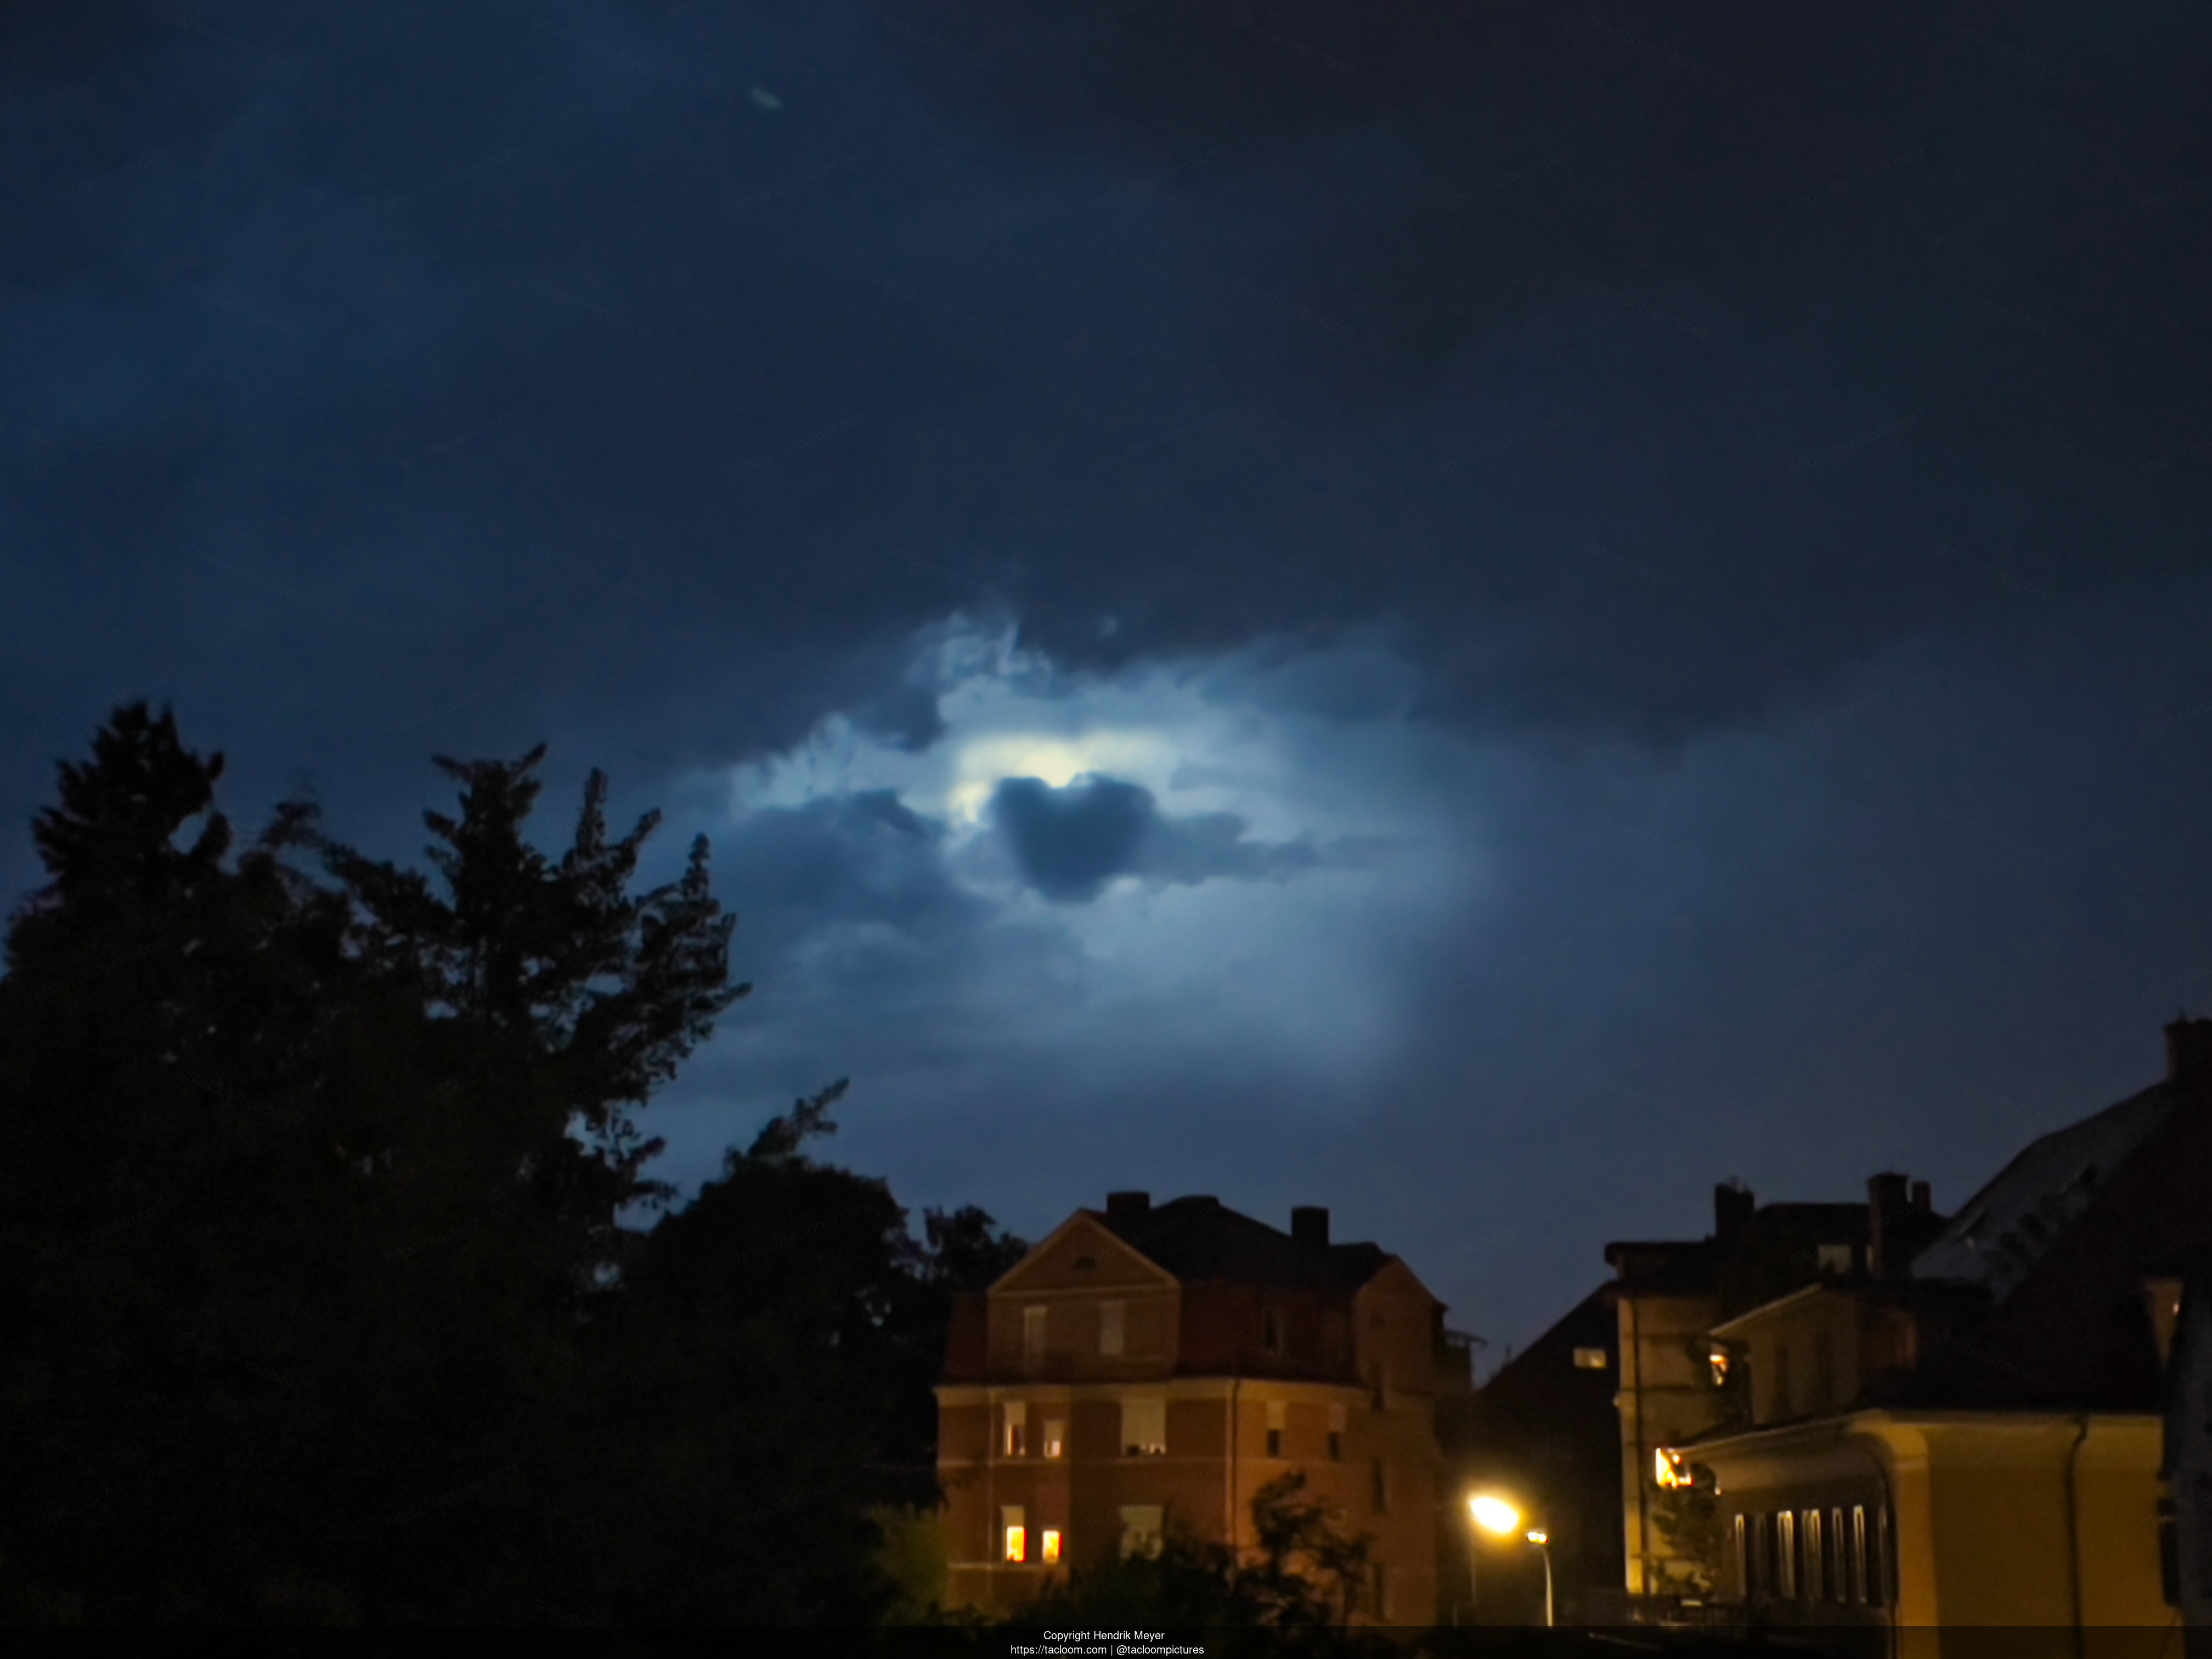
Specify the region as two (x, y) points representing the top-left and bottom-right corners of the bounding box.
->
(1356, 1255), (1442, 1311)
(992, 1211), (1177, 1296)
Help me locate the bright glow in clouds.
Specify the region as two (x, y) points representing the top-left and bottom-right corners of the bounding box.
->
(706, 613), (1489, 1103)
(729, 617), (1375, 851)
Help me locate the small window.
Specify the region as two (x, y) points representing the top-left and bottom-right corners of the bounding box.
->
(1119, 1505), (1164, 1559)
(1099, 1300), (1126, 1357)
(1802, 1509), (1823, 1601)
(1327, 1431), (1342, 1461)
(1265, 1399), (1285, 1458)
(1266, 1429), (1283, 1457)
(1023, 1306), (1048, 1375)
(1830, 1507), (1847, 1602)
(1370, 1458), (1387, 1513)
(1776, 1510), (1797, 1599)
(1733, 1514), (1747, 1596)
(1003, 1401), (1028, 1458)
(1043, 1419), (1066, 1459)
(1122, 1397), (1166, 1456)
(1042, 1528), (1063, 1565)
(1850, 1505), (1868, 1603)
(1573, 1346), (1609, 1369)
(1818, 1243), (1853, 1276)
(1002, 1506), (1026, 1564)
(1263, 1308), (1284, 1354)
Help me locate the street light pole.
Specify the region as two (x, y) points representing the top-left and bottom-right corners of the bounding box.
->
(1527, 1531), (1555, 1629)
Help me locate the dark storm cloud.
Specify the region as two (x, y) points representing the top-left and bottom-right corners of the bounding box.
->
(3, 0), (2207, 802)
(989, 773), (1345, 902)
(716, 788), (983, 959)
(862, 0), (2212, 737)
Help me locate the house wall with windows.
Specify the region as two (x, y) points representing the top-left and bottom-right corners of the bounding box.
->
(936, 1193), (1458, 1625)
(1697, 1410), (2167, 1645)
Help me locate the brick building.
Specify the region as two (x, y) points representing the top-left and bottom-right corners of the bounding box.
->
(935, 1191), (1468, 1623)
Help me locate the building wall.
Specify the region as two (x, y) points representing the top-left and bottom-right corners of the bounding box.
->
(1615, 1289), (1724, 1593)
(937, 1375), (1435, 1622)
(1703, 1413), (2169, 1645)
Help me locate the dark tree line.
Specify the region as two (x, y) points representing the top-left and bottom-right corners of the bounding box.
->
(0, 702), (1023, 1625)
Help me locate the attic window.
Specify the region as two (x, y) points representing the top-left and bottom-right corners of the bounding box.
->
(1073, 1256), (1097, 1271)
(1572, 1347), (1609, 1370)
(1818, 1243), (1853, 1275)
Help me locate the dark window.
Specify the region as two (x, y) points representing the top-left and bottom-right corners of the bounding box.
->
(1327, 1431), (1342, 1461)
(1370, 1458), (1387, 1513)
(1263, 1309), (1283, 1355)
(1265, 1429), (1282, 1458)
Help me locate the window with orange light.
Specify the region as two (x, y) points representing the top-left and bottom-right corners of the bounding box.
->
(1655, 1447), (1692, 1489)
(1001, 1505), (1026, 1564)
(1041, 1530), (1062, 1565)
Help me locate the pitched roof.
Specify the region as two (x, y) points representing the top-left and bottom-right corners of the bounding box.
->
(1910, 1082), (2171, 1301)
(1093, 1195), (1393, 1293)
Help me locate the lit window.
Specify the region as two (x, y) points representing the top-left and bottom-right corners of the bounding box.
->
(1043, 1419), (1066, 1459)
(1002, 1506), (1026, 1564)
(1099, 1300), (1126, 1357)
(1119, 1505), (1163, 1559)
(1655, 1447), (1692, 1489)
(1830, 1506), (1846, 1603)
(1004, 1400), (1028, 1458)
(1121, 1397), (1166, 1456)
(1708, 1346), (1731, 1388)
(1776, 1510), (1797, 1599)
(1572, 1346), (1609, 1370)
(1802, 1509), (1823, 1601)
(1819, 1243), (1853, 1276)
(1041, 1529), (1062, 1565)
(1850, 1505), (1868, 1604)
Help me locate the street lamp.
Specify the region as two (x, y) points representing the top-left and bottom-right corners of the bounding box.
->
(1525, 1529), (1555, 1630)
(1465, 1493), (1554, 1629)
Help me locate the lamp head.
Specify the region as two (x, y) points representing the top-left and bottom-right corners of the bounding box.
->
(1468, 1493), (1522, 1537)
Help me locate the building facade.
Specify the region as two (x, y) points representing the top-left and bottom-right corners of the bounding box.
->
(935, 1192), (1467, 1624)
(1658, 1017), (2212, 1649)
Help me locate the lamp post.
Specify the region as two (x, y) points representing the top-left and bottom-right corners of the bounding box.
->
(1526, 1529), (1555, 1630)
(1469, 1493), (1555, 1629)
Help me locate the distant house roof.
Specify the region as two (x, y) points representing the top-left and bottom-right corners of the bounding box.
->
(1093, 1195), (1393, 1294)
(1910, 1083), (2170, 1301)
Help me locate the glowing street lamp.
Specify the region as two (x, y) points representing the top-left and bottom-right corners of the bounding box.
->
(1464, 1493), (1553, 1629)
(1525, 1529), (1555, 1630)
(1468, 1493), (1522, 1537)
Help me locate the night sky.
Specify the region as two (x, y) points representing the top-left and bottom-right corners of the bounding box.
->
(7, 0), (2212, 1358)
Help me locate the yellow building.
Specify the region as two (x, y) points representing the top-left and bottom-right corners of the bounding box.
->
(1653, 1017), (2212, 1651)
(934, 1191), (1469, 1626)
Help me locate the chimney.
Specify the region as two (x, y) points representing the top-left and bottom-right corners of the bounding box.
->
(1869, 1172), (1910, 1279)
(1714, 1180), (1755, 1240)
(1291, 1206), (1330, 1247)
(2166, 1014), (2212, 1088)
(1106, 1190), (1150, 1220)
